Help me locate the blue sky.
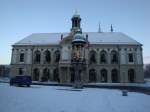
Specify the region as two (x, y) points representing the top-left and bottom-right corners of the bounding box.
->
(0, 0), (150, 64)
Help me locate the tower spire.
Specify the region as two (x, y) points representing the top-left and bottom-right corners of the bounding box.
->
(98, 22), (102, 33)
(110, 24), (114, 32)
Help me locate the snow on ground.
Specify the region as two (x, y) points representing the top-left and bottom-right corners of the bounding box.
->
(0, 77), (10, 82)
(0, 83), (150, 112)
(1, 77), (150, 87)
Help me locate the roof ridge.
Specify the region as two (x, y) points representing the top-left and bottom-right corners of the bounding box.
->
(31, 32), (69, 35)
(83, 32), (122, 33)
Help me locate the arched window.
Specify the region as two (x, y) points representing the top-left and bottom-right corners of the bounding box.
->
(128, 69), (135, 83)
(89, 50), (96, 64)
(19, 68), (23, 75)
(111, 69), (119, 83)
(101, 69), (107, 82)
(53, 68), (59, 82)
(42, 68), (50, 82)
(19, 53), (24, 62)
(89, 69), (96, 82)
(34, 50), (41, 63)
(54, 50), (60, 63)
(128, 53), (134, 62)
(100, 50), (107, 64)
(33, 68), (39, 81)
(111, 50), (118, 64)
(44, 50), (51, 63)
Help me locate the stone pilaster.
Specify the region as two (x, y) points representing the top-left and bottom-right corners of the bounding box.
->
(135, 65), (144, 83)
(97, 51), (100, 65)
(120, 48), (126, 64)
(26, 49), (32, 64)
(50, 68), (53, 81)
(41, 50), (44, 65)
(136, 47), (143, 64)
(12, 49), (17, 64)
(107, 51), (111, 64)
(107, 69), (112, 83)
(86, 67), (89, 82)
(96, 69), (101, 82)
(39, 69), (43, 81)
(51, 51), (54, 65)
(67, 67), (70, 83)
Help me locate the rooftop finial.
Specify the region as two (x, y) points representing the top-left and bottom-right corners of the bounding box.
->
(75, 9), (78, 15)
(111, 24), (114, 32)
(98, 22), (102, 33)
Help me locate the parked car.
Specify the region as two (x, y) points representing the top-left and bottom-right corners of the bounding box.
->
(10, 75), (32, 87)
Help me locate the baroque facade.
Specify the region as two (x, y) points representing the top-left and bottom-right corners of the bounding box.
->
(10, 13), (144, 83)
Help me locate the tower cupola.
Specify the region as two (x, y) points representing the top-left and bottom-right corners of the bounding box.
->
(71, 11), (82, 32)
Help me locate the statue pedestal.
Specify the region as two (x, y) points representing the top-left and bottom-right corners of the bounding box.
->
(73, 81), (83, 89)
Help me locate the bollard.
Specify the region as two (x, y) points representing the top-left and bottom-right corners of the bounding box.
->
(122, 90), (128, 96)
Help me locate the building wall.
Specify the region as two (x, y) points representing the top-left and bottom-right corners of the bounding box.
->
(0, 65), (10, 77)
(10, 44), (144, 83)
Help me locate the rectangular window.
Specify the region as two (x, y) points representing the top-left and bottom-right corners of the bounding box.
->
(20, 53), (24, 62)
(128, 53), (133, 62)
(19, 68), (23, 75)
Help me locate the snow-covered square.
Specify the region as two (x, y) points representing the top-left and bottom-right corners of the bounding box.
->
(0, 83), (150, 112)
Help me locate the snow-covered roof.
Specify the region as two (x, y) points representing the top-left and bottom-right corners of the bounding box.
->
(14, 33), (69, 46)
(86, 32), (141, 45)
(14, 32), (141, 46)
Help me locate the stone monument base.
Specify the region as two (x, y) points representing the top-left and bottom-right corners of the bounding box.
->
(73, 81), (83, 89)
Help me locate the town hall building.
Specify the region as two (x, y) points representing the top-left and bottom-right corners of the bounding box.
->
(10, 13), (144, 83)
